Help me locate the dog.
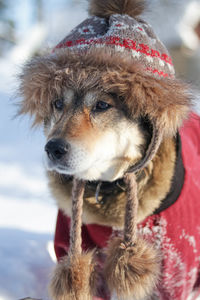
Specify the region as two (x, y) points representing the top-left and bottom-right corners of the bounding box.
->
(18, 0), (200, 299)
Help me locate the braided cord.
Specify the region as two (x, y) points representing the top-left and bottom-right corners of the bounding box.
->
(123, 173), (138, 245)
(69, 178), (85, 256)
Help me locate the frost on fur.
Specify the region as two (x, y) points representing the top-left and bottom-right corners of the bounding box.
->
(104, 237), (160, 300)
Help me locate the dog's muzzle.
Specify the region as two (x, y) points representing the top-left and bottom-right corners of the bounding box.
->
(45, 138), (69, 161)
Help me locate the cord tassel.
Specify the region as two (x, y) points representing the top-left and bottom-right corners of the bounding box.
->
(123, 173), (138, 245)
(104, 173), (160, 300)
(49, 178), (95, 300)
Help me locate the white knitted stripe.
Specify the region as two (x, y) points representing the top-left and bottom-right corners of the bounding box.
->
(131, 49), (141, 58)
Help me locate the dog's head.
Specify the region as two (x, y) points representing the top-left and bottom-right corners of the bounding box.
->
(18, 0), (193, 183)
(18, 49), (191, 182)
(43, 87), (146, 181)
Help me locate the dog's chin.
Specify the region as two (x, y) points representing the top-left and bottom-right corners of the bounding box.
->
(45, 157), (75, 175)
(45, 156), (129, 182)
(45, 158), (127, 181)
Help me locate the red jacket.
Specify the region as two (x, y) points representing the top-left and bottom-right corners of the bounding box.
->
(54, 113), (200, 300)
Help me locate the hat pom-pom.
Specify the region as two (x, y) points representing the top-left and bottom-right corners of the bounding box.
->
(104, 237), (160, 300)
(49, 252), (95, 300)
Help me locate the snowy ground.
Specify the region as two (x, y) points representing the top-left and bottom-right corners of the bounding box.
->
(0, 89), (58, 300)
(0, 1), (200, 300)
(0, 2), (87, 299)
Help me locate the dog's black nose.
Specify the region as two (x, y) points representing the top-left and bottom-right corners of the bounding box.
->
(45, 139), (68, 160)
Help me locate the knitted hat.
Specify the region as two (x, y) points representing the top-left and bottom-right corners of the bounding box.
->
(18, 1), (191, 300)
(55, 2), (175, 79)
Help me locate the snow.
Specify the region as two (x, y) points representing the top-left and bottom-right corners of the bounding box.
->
(0, 1), (87, 298)
(0, 229), (54, 300)
(0, 2), (88, 298)
(0, 90), (57, 300)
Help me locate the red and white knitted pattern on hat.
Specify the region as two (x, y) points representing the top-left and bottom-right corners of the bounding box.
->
(55, 15), (175, 78)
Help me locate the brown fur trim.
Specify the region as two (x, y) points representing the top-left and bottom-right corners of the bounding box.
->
(49, 252), (95, 300)
(103, 70), (192, 137)
(18, 56), (62, 125)
(88, 0), (146, 19)
(18, 50), (103, 125)
(18, 48), (192, 134)
(104, 237), (160, 299)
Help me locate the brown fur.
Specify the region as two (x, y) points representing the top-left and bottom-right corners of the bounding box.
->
(47, 136), (176, 227)
(18, 48), (192, 136)
(47, 110), (104, 156)
(88, 0), (146, 19)
(49, 252), (95, 300)
(103, 69), (191, 137)
(63, 110), (93, 139)
(137, 136), (176, 221)
(104, 237), (160, 299)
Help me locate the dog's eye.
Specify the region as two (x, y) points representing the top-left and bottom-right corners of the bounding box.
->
(54, 99), (64, 111)
(93, 101), (112, 112)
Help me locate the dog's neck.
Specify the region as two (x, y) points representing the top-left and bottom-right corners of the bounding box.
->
(84, 135), (180, 224)
(47, 134), (184, 228)
(137, 135), (181, 222)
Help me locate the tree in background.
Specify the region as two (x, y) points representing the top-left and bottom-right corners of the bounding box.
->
(0, 0), (15, 56)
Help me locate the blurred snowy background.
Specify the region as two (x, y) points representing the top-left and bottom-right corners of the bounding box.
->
(0, 1), (200, 300)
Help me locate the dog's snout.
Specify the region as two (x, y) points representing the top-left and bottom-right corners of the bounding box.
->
(45, 139), (69, 160)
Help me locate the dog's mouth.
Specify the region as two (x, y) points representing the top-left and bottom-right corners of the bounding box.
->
(45, 155), (69, 173)
(46, 160), (69, 172)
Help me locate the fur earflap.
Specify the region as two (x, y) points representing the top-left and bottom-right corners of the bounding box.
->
(104, 237), (160, 300)
(103, 66), (192, 137)
(18, 55), (65, 125)
(17, 50), (102, 125)
(49, 252), (95, 300)
(88, 0), (146, 19)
